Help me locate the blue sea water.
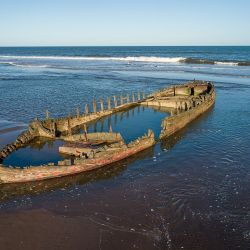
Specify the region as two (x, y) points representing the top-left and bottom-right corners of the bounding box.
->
(0, 46), (250, 122)
(0, 46), (250, 249)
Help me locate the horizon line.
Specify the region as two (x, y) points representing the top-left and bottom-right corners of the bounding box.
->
(0, 44), (250, 48)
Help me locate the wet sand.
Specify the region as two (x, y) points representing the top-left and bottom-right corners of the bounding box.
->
(0, 208), (156, 250)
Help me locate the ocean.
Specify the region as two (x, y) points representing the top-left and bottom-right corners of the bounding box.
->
(0, 46), (250, 249)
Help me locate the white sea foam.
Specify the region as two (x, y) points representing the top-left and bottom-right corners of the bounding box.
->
(0, 55), (186, 63)
(9, 62), (49, 68)
(0, 61), (49, 68)
(108, 56), (186, 63)
(1, 55), (245, 67)
(215, 61), (238, 66)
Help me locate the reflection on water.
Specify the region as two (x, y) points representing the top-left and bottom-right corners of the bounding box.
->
(3, 138), (65, 168)
(85, 106), (168, 143)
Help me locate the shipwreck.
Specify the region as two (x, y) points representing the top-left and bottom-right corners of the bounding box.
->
(0, 81), (215, 184)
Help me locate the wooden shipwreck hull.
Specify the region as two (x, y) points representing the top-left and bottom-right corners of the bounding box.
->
(0, 131), (155, 184)
(0, 80), (215, 184)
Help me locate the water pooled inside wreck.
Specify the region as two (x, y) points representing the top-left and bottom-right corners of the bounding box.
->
(2, 106), (168, 167)
(85, 106), (168, 143)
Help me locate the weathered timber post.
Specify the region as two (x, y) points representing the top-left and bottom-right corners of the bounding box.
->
(52, 121), (56, 136)
(107, 97), (111, 110)
(100, 97), (104, 112)
(180, 102), (183, 110)
(190, 100), (193, 109)
(175, 102), (178, 110)
(184, 102), (188, 111)
(85, 104), (89, 114)
(83, 124), (88, 141)
(109, 124), (113, 133)
(120, 95), (123, 105)
(76, 107), (80, 118)
(67, 118), (72, 136)
(50, 121), (53, 133)
(93, 99), (97, 113)
(137, 91), (141, 101)
(45, 110), (49, 120)
(132, 92), (135, 102)
(173, 86), (176, 96)
(49, 121), (56, 136)
(113, 95), (118, 107)
(181, 102), (184, 110)
(178, 102), (182, 110)
(126, 93), (130, 103)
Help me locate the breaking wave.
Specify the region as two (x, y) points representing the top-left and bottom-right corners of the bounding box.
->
(0, 61), (49, 68)
(0, 55), (250, 66)
(0, 55), (185, 63)
(181, 58), (250, 66)
(9, 62), (49, 68)
(215, 61), (239, 66)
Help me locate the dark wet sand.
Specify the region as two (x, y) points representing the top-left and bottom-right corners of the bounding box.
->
(0, 209), (157, 250)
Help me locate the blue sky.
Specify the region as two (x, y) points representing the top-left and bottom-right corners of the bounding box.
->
(0, 0), (249, 46)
